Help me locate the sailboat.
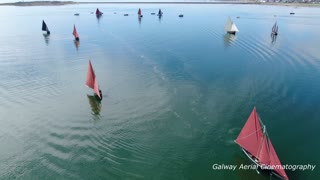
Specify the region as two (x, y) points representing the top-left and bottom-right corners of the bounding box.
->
(42, 20), (50, 35)
(157, 9), (163, 17)
(138, 8), (143, 18)
(235, 107), (289, 180)
(224, 17), (239, 35)
(86, 60), (102, 100)
(73, 24), (80, 41)
(271, 22), (278, 36)
(96, 8), (103, 17)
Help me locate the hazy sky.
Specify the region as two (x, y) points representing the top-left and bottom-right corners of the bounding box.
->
(0, 0), (207, 3)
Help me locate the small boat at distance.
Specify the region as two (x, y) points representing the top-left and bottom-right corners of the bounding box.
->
(235, 107), (289, 180)
(290, 12), (295, 15)
(42, 20), (50, 35)
(138, 8), (143, 18)
(179, 14), (183, 17)
(73, 24), (80, 41)
(96, 8), (103, 17)
(74, 13), (80, 16)
(158, 9), (163, 17)
(271, 21), (278, 36)
(86, 60), (102, 100)
(124, 14), (129, 16)
(224, 17), (239, 35)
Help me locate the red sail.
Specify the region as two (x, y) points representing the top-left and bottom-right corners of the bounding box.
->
(138, 8), (142, 15)
(269, 139), (289, 180)
(235, 107), (264, 158)
(86, 60), (95, 89)
(86, 60), (101, 99)
(73, 25), (79, 39)
(256, 135), (270, 165)
(94, 78), (101, 99)
(96, 8), (102, 15)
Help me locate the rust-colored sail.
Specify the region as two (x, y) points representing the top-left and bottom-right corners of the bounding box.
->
(73, 25), (79, 39)
(256, 135), (270, 165)
(235, 107), (264, 158)
(138, 8), (142, 16)
(93, 78), (100, 99)
(86, 60), (95, 89)
(269, 139), (289, 180)
(86, 60), (101, 99)
(96, 8), (103, 16)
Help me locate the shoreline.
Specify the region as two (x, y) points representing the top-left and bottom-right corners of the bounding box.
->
(0, 1), (319, 7)
(0, 1), (76, 6)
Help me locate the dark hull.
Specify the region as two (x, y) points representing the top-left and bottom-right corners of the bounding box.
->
(271, 32), (278, 36)
(241, 148), (286, 180)
(227, 31), (236, 35)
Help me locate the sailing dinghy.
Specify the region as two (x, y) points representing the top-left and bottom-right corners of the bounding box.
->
(235, 107), (289, 180)
(224, 17), (239, 35)
(73, 24), (80, 41)
(271, 22), (278, 36)
(86, 60), (102, 100)
(138, 8), (143, 18)
(96, 8), (103, 17)
(42, 20), (50, 35)
(157, 9), (163, 17)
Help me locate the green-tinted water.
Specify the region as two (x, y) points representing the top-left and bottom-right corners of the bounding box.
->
(0, 4), (319, 180)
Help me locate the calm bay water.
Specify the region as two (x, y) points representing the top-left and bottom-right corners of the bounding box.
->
(0, 3), (319, 180)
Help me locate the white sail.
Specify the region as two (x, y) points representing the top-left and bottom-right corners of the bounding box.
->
(224, 17), (239, 33)
(224, 17), (232, 32)
(230, 24), (239, 32)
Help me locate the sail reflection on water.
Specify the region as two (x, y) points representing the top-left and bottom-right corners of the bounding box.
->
(43, 34), (50, 45)
(223, 33), (237, 47)
(271, 34), (277, 44)
(74, 40), (79, 50)
(87, 95), (101, 116)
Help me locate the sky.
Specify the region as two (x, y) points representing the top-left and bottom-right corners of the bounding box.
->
(0, 0), (213, 3)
